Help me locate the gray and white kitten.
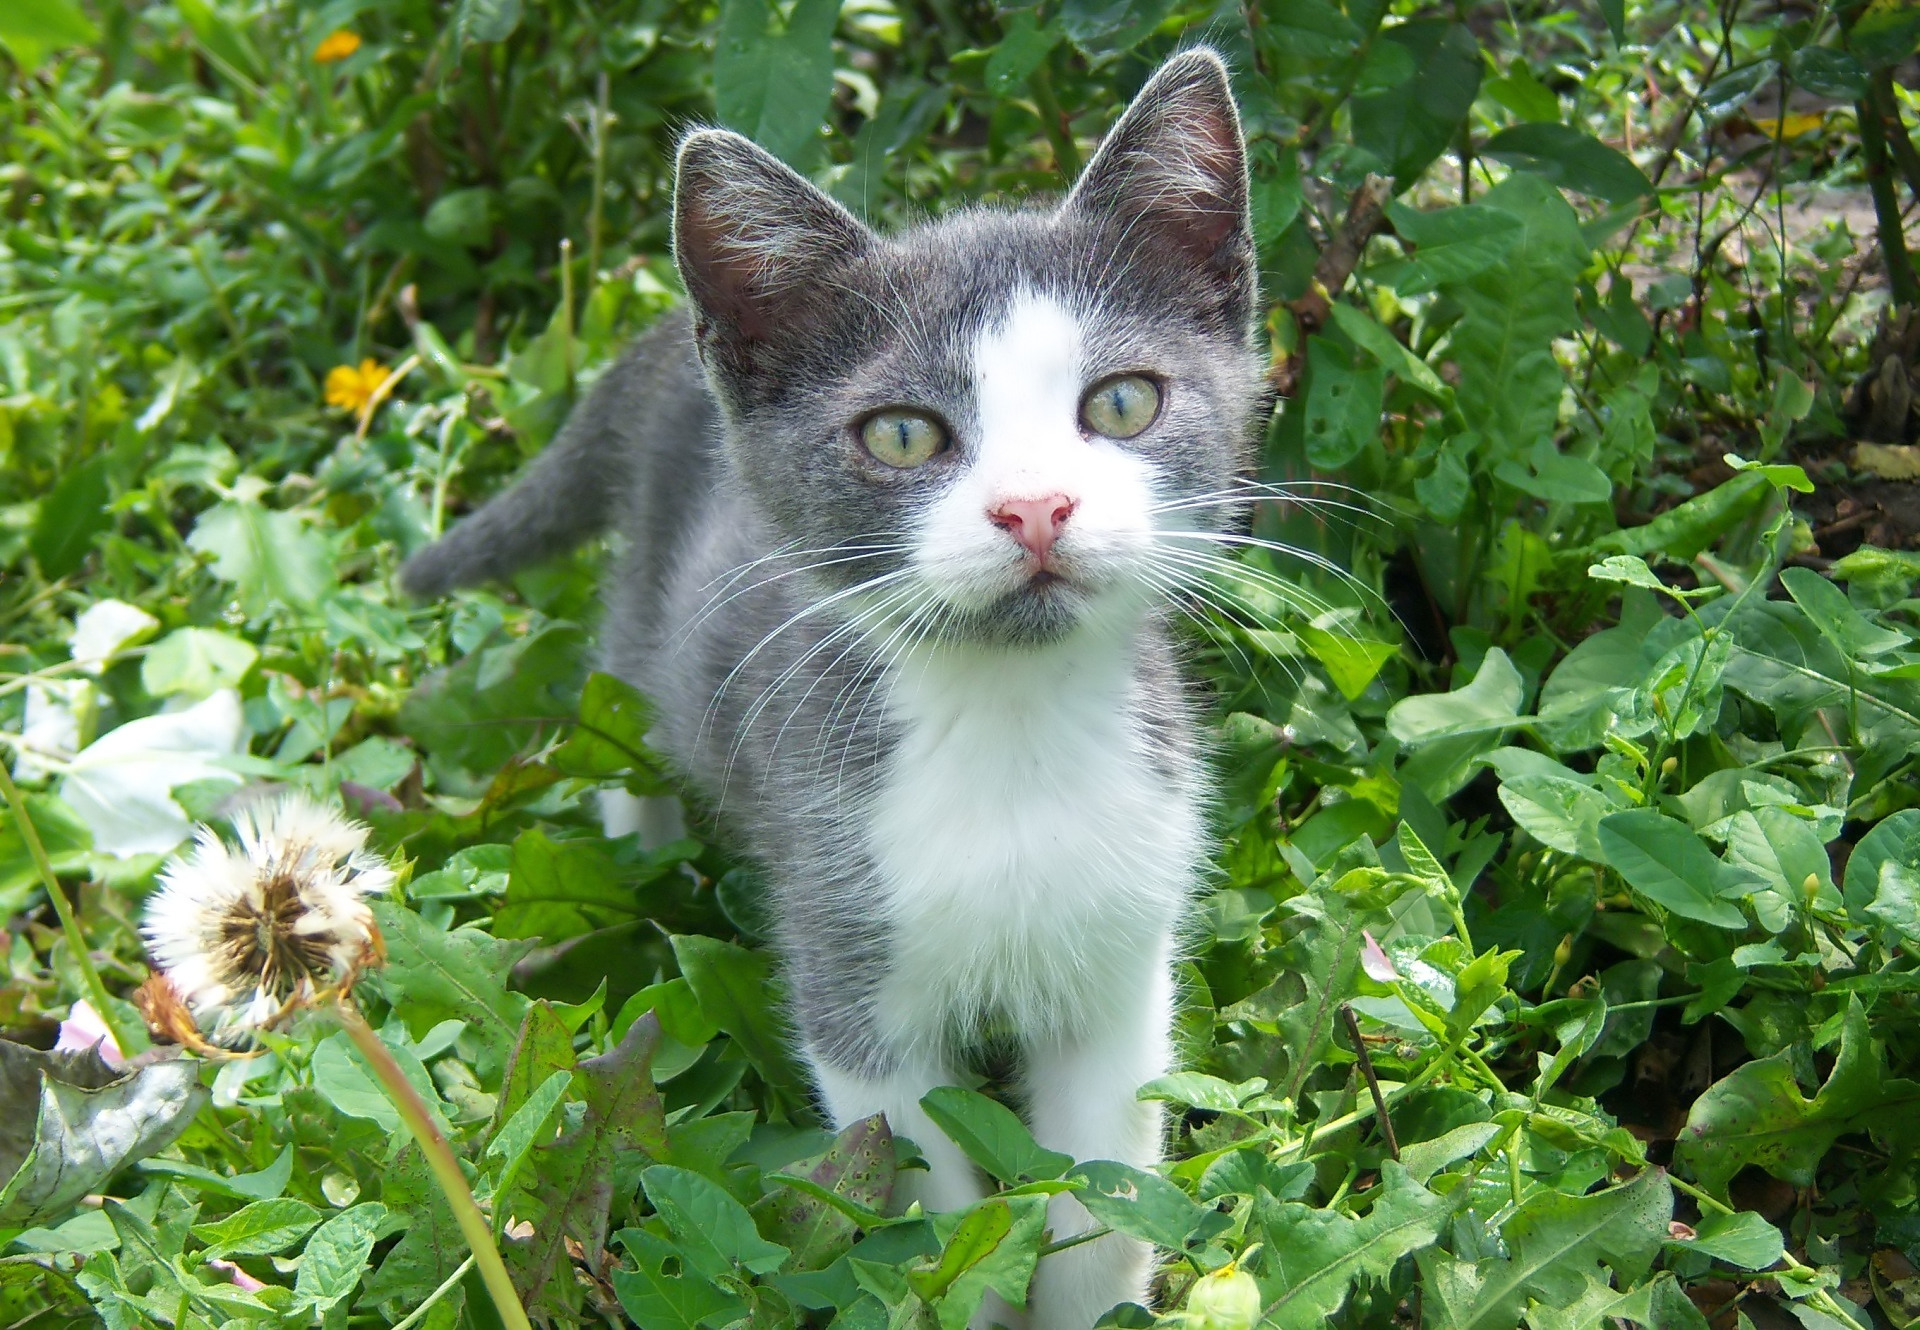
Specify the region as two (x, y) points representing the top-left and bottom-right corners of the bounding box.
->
(403, 48), (1263, 1329)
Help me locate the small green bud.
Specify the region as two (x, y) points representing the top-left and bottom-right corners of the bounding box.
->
(1186, 1263), (1262, 1330)
(1552, 934), (1573, 969)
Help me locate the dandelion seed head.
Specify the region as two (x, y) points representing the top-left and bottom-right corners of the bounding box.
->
(143, 793), (392, 1039)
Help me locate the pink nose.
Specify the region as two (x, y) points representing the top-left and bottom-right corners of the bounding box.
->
(988, 495), (1076, 561)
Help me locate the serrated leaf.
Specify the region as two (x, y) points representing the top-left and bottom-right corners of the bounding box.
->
(643, 1164), (790, 1278)
(1419, 1168), (1670, 1330)
(1257, 1163), (1451, 1330)
(1677, 998), (1920, 1193)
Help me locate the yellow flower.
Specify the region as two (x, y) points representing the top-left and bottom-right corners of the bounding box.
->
(325, 358), (387, 413)
(314, 29), (362, 63)
(1749, 112), (1825, 140)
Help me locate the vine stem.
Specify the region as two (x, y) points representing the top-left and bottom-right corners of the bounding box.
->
(0, 759), (138, 1056)
(332, 1000), (533, 1330)
(1668, 1175), (1868, 1328)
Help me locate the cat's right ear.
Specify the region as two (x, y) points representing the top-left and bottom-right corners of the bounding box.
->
(673, 130), (875, 350)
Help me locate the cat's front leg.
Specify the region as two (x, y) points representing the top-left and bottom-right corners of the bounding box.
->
(1022, 959), (1175, 1330)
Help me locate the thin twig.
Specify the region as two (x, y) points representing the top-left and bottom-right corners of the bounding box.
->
(1269, 174), (1394, 396)
(1339, 1004), (1399, 1161)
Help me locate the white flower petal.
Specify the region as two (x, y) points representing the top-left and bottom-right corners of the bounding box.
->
(60, 691), (246, 857)
(11, 679), (95, 781)
(69, 600), (161, 673)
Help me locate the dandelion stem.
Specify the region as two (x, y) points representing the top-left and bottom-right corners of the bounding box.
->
(0, 761), (137, 1055)
(332, 1000), (533, 1330)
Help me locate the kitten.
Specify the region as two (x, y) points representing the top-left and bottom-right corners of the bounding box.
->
(402, 47), (1263, 1329)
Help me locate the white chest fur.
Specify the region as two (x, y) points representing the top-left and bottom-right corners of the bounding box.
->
(863, 630), (1200, 1053)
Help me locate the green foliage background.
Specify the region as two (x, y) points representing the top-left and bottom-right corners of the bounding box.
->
(2, 0), (1920, 1327)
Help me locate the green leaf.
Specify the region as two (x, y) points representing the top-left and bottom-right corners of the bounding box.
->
(186, 498), (335, 617)
(1257, 1163), (1452, 1330)
(549, 671), (673, 789)
(613, 1228), (745, 1329)
(485, 1068), (571, 1197)
(922, 1195), (1047, 1330)
(1069, 1159), (1216, 1250)
(919, 1087), (1072, 1186)
(643, 1164), (791, 1278)
(908, 1198), (1011, 1302)
(309, 1029), (450, 1137)
(761, 1114), (896, 1269)
(1788, 46), (1867, 98)
(140, 627), (258, 699)
(1137, 1072), (1263, 1114)
(1445, 174), (1589, 470)
(1590, 471), (1772, 560)
(455, 0), (521, 44)
(1483, 123), (1655, 204)
(1674, 1209), (1784, 1270)
(1677, 997), (1920, 1193)
(985, 11), (1060, 95)
(1350, 22), (1482, 186)
(1387, 647), (1524, 745)
(1302, 336), (1386, 470)
(1420, 1168), (1671, 1330)
(1055, 0), (1178, 55)
(1498, 772), (1617, 861)
(1597, 809), (1749, 928)
(0, 1043), (206, 1225)
(494, 829), (635, 940)
(714, 0), (844, 168)
(1780, 566), (1908, 658)
(0, 0), (98, 70)
(1587, 555), (1669, 595)
(1299, 624), (1398, 700)
(513, 1014), (670, 1318)
(293, 1202), (391, 1312)
(397, 620), (589, 774)
(1373, 203), (1524, 294)
(190, 1197), (322, 1259)
(370, 903), (533, 1078)
(670, 933), (808, 1096)
(1326, 301), (1451, 402)
(29, 454), (110, 579)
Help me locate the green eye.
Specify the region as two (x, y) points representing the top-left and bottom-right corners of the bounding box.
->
(1081, 375), (1161, 439)
(860, 410), (948, 468)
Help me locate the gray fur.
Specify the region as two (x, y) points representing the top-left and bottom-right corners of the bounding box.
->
(402, 48), (1262, 1080)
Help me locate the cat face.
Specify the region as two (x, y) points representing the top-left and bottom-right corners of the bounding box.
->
(673, 49), (1264, 647)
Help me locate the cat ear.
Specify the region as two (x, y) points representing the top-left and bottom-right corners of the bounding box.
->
(673, 130), (876, 345)
(1063, 48), (1252, 304)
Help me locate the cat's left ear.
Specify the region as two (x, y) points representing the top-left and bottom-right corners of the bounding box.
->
(1063, 47), (1253, 323)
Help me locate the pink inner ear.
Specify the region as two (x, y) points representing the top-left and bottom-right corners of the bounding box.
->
(678, 200), (777, 341)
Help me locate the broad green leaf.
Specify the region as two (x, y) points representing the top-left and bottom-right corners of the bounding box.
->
(761, 1114), (895, 1269)
(1257, 1164), (1451, 1330)
(1137, 1072), (1262, 1114)
(985, 11), (1061, 95)
(397, 619), (589, 773)
(920, 1086), (1072, 1185)
(1056, 0), (1178, 55)
(309, 1028), (449, 1137)
(1373, 203), (1524, 293)
(1498, 772), (1615, 861)
(907, 1198), (1011, 1302)
(1596, 809), (1749, 928)
(29, 454), (110, 579)
(613, 1228), (745, 1329)
(1419, 1168), (1670, 1330)
(549, 670), (673, 789)
(1327, 303), (1451, 402)
(929, 1195), (1046, 1330)
(0, 1043), (206, 1225)
(671, 933), (808, 1096)
(140, 627), (258, 699)
(1673, 1209), (1784, 1270)
(1350, 22), (1482, 186)
(1302, 336), (1386, 470)
(1445, 174), (1587, 466)
(0, 0), (98, 70)
(1587, 555), (1668, 594)
(513, 1014), (670, 1317)
(454, 0), (521, 42)
(1387, 647), (1524, 745)
(494, 828), (636, 940)
(713, 0), (843, 167)
(1400, 1122), (1502, 1184)
(186, 497), (336, 616)
(1299, 624), (1398, 700)
(642, 1164), (790, 1278)
(1483, 123), (1654, 203)
(190, 1197), (322, 1259)
(1780, 566), (1908, 657)
(1070, 1159), (1217, 1250)
(1590, 471), (1771, 560)
(293, 1202), (392, 1312)
(1789, 46), (1868, 98)
(1677, 998), (1920, 1193)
